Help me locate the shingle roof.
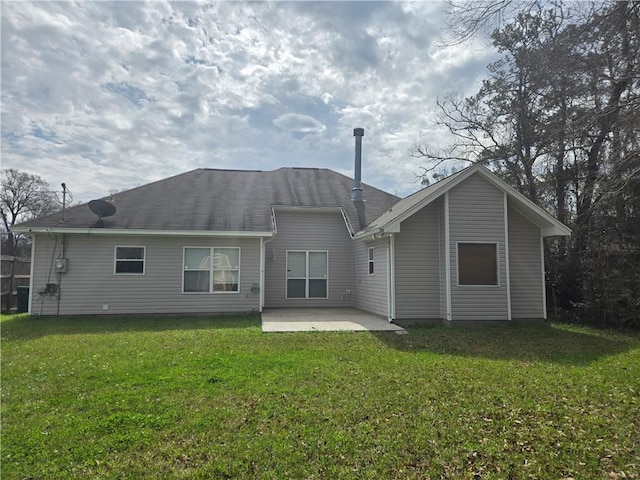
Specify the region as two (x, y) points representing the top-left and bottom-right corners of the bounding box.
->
(16, 168), (400, 234)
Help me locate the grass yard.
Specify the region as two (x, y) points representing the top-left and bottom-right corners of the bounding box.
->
(1, 314), (639, 479)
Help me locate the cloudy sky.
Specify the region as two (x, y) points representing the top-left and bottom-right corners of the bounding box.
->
(1, 1), (497, 203)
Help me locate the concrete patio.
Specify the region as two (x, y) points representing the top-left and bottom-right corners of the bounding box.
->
(261, 308), (407, 333)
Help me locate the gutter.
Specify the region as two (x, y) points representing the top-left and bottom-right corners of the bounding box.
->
(354, 224), (401, 241)
(13, 227), (274, 238)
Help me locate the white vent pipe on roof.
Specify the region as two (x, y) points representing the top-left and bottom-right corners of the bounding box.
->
(352, 128), (364, 201)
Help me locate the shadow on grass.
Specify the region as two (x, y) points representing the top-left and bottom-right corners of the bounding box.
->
(0, 313), (262, 341)
(372, 322), (640, 366)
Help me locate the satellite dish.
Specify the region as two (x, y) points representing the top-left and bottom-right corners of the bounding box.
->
(88, 199), (116, 226)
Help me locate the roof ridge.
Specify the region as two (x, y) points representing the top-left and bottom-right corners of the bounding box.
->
(318, 168), (402, 200)
(15, 166), (401, 232)
(273, 166), (326, 171)
(200, 168), (263, 172)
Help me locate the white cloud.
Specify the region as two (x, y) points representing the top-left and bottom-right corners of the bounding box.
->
(1, 1), (497, 201)
(273, 113), (326, 135)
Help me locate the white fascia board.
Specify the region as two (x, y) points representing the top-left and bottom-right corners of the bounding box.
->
(358, 167), (479, 239)
(508, 200), (572, 237)
(358, 164), (571, 240)
(14, 227), (274, 237)
(475, 168), (572, 237)
(541, 225), (572, 237)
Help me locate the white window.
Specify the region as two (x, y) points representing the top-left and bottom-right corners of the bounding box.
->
(114, 246), (145, 275)
(457, 243), (498, 286)
(368, 247), (374, 275)
(286, 251), (328, 299)
(183, 247), (240, 293)
(183, 248), (211, 293)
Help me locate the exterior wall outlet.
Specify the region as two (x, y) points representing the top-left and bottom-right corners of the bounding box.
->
(101, 304), (109, 311)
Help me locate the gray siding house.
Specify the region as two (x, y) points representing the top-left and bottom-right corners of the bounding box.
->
(15, 130), (570, 323)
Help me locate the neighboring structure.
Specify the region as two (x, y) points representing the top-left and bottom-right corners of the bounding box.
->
(15, 130), (571, 323)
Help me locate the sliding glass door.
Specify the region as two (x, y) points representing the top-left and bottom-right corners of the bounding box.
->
(286, 251), (328, 298)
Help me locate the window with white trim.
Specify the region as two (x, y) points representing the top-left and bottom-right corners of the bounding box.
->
(286, 251), (328, 298)
(183, 247), (240, 293)
(368, 247), (375, 275)
(457, 243), (498, 286)
(213, 248), (240, 292)
(115, 246), (145, 274)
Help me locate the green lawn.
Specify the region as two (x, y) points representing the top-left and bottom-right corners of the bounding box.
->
(2, 314), (639, 479)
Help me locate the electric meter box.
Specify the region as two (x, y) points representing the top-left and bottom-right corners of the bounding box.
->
(55, 258), (68, 273)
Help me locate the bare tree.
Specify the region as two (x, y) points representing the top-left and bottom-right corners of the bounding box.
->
(441, 0), (512, 45)
(1, 169), (58, 255)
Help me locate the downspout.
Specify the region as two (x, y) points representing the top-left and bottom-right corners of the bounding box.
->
(388, 234), (396, 322)
(444, 192), (452, 322)
(259, 237), (265, 312)
(504, 193), (512, 321)
(540, 235), (547, 320)
(27, 235), (36, 315)
(260, 208), (278, 312)
(261, 235), (277, 312)
(56, 233), (67, 316)
(386, 239), (390, 319)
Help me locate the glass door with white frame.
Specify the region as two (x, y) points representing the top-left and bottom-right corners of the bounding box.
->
(286, 251), (328, 298)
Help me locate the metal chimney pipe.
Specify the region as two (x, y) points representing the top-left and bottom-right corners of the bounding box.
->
(352, 128), (364, 201)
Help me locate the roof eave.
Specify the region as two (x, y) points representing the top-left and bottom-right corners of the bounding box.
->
(541, 224), (572, 237)
(475, 167), (572, 235)
(364, 164), (571, 237)
(361, 165), (480, 235)
(354, 223), (401, 240)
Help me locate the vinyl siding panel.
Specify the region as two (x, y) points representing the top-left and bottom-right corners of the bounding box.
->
(508, 205), (544, 319)
(263, 210), (353, 308)
(449, 173), (509, 321)
(353, 237), (388, 317)
(30, 234), (261, 315)
(394, 199), (442, 319)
